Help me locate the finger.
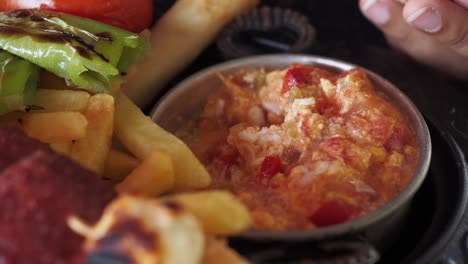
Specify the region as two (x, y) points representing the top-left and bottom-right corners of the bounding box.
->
(454, 0), (468, 10)
(360, 0), (468, 79)
(403, 0), (468, 55)
(359, 0), (412, 40)
(388, 33), (468, 79)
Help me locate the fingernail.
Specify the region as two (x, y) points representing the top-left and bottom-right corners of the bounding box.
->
(407, 7), (442, 33)
(454, 0), (468, 9)
(362, 0), (391, 25)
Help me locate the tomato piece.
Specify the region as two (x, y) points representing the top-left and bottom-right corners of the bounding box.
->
(282, 66), (308, 93)
(321, 136), (350, 162)
(309, 199), (361, 227)
(257, 155), (282, 184)
(0, 0), (153, 32)
(283, 64), (336, 93)
(322, 136), (344, 151)
(368, 115), (394, 143)
(384, 127), (405, 152)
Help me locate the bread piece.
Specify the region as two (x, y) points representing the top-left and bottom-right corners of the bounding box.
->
(123, 0), (260, 108)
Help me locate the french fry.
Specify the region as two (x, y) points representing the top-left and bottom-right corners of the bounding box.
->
(33, 89), (90, 112)
(70, 94), (114, 175)
(203, 238), (249, 264)
(123, 0), (259, 108)
(50, 141), (73, 155)
(114, 93), (211, 189)
(116, 150), (175, 196)
(166, 190), (251, 235)
(21, 112), (87, 142)
(103, 149), (140, 182)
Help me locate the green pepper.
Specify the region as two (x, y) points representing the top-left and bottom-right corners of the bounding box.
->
(0, 51), (39, 114)
(0, 9), (148, 94)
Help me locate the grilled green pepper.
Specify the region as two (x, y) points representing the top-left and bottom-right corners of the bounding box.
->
(0, 9), (148, 94)
(0, 51), (39, 114)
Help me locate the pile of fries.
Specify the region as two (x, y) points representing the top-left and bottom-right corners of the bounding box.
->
(0, 73), (211, 192)
(0, 72), (252, 262)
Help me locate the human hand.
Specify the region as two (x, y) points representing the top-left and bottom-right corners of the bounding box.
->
(359, 0), (468, 79)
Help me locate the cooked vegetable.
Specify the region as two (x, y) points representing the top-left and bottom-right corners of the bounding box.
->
(165, 191), (251, 235)
(0, 0), (154, 33)
(192, 66), (420, 230)
(116, 150), (175, 196)
(0, 51), (39, 114)
(70, 94), (114, 175)
(0, 9), (148, 94)
(309, 199), (361, 227)
(114, 92), (211, 190)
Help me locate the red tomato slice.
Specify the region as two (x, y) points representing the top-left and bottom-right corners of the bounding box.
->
(0, 0), (153, 33)
(309, 199), (361, 227)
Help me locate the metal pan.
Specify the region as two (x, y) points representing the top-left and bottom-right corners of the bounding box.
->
(151, 54), (432, 263)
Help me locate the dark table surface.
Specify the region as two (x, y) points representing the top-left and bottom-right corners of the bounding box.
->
(152, 1), (468, 263)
